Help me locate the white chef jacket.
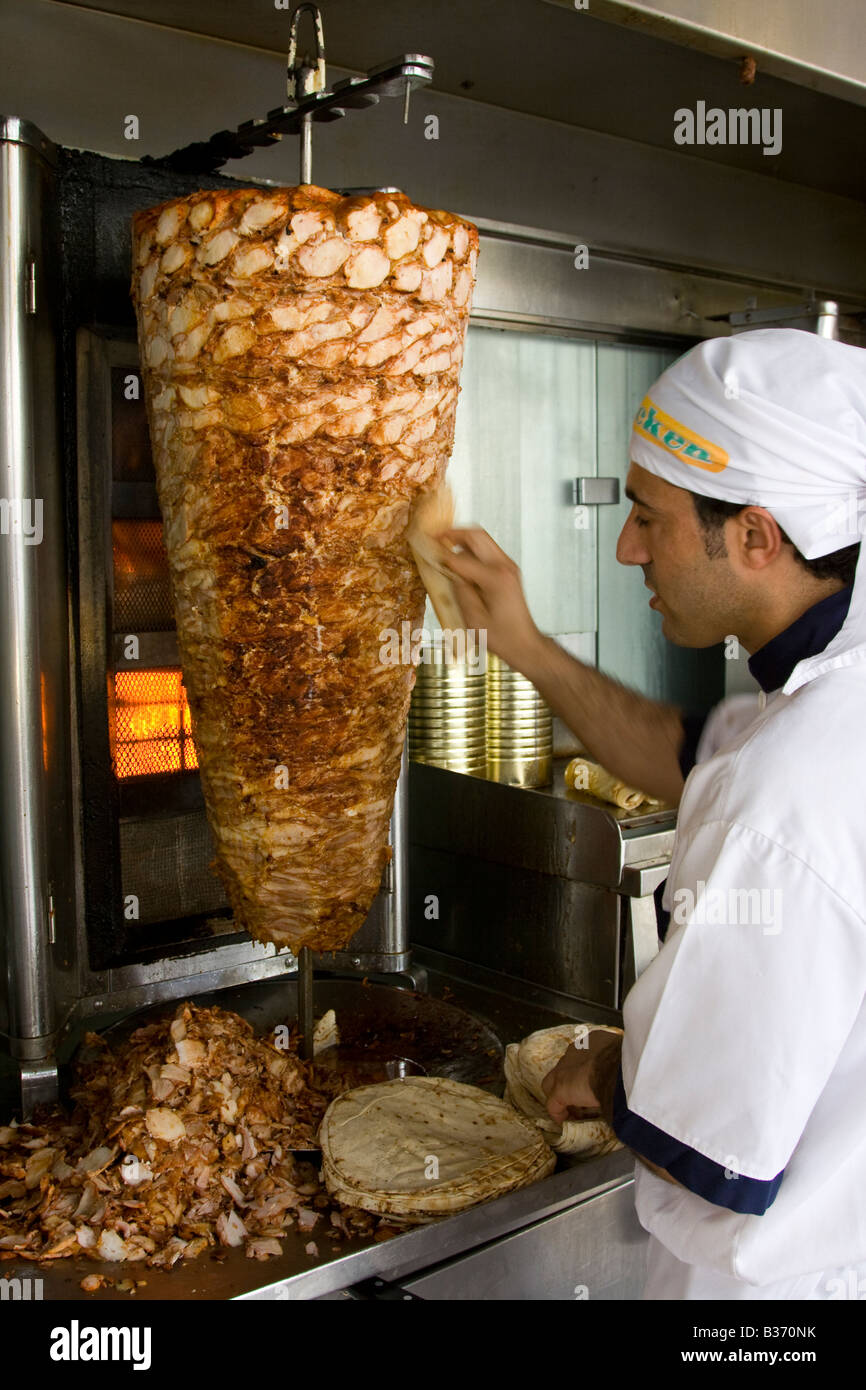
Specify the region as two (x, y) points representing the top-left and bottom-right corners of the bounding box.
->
(694, 692), (762, 764)
(619, 643), (866, 1300)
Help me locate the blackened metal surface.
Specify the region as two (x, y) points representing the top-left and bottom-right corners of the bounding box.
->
(59, 151), (262, 970)
(57, 148), (247, 337)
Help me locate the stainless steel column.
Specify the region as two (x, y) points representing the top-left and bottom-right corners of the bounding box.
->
(312, 737), (412, 975)
(0, 117), (64, 1110)
(388, 737), (409, 959)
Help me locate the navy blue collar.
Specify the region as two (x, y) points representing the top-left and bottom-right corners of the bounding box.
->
(747, 585), (853, 693)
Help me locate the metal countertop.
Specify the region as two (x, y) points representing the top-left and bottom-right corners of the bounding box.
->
(2, 952), (635, 1301)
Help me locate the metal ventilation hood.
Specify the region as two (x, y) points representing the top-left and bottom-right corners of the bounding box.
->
(36, 0), (866, 204)
(543, 0), (866, 108)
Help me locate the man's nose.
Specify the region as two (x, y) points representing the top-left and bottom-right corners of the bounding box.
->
(616, 510), (650, 566)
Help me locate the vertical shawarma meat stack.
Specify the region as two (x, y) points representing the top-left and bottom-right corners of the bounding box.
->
(131, 186), (477, 953)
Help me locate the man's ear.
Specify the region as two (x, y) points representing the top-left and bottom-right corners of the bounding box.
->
(731, 507), (785, 571)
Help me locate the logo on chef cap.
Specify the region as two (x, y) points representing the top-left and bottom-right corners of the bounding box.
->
(634, 396), (729, 474)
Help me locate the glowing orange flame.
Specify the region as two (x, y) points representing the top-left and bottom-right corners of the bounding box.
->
(113, 669), (198, 779)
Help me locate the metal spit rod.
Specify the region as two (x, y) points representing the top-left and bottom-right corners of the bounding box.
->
(285, 4), (424, 186)
(288, 3), (326, 185)
(294, 739), (411, 1051)
(284, 4), (417, 1042)
(298, 946), (314, 1060)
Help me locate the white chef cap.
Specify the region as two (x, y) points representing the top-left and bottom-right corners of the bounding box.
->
(629, 328), (866, 692)
(630, 329), (866, 558)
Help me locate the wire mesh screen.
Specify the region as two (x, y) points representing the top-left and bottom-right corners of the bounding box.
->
(112, 519), (175, 632)
(112, 668), (198, 779)
(119, 812), (227, 925)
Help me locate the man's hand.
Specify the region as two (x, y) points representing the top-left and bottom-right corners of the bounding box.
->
(437, 526), (543, 673)
(437, 528), (686, 806)
(542, 1031), (621, 1126)
(544, 1034), (683, 1189)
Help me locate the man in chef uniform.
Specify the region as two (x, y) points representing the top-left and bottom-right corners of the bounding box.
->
(440, 329), (866, 1300)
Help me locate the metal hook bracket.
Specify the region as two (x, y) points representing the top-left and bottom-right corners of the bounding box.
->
(143, 2), (434, 179)
(288, 3), (327, 184)
(287, 3), (327, 103)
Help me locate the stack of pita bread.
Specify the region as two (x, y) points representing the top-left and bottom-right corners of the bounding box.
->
(320, 1076), (555, 1223)
(504, 1023), (624, 1157)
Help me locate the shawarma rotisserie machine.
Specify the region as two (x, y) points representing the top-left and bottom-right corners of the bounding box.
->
(0, 4), (672, 1119)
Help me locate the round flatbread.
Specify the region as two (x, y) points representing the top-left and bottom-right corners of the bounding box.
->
(320, 1076), (555, 1221)
(504, 1024), (623, 1157)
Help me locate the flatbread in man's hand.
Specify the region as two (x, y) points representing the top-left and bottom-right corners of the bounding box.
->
(504, 1023), (624, 1157)
(407, 484), (466, 632)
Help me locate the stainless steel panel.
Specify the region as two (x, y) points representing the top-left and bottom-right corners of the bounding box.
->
(400, 1181), (647, 1300)
(411, 843), (622, 1008)
(118, 813), (227, 926)
(724, 300), (840, 339)
(414, 946), (622, 1033)
(449, 327), (599, 637)
(622, 824), (678, 866)
(621, 894), (662, 1002)
(470, 231), (866, 342)
(620, 860), (672, 895)
(112, 631), (180, 668)
(0, 117), (72, 1086)
(409, 761), (673, 1006)
(410, 760), (675, 891)
(547, 0), (866, 107)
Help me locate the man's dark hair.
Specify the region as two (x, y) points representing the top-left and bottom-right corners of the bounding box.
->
(691, 493), (860, 587)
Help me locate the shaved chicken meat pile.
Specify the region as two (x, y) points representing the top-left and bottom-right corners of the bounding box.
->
(131, 186), (477, 952)
(0, 1004), (390, 1270)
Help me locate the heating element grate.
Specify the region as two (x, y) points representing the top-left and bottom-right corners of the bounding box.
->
(112, 668), (198, 779)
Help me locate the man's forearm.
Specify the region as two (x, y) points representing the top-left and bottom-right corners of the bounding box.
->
(515, 634), (686, 804)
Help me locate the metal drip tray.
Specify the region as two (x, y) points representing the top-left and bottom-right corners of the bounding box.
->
(84, 977), (505, 1093)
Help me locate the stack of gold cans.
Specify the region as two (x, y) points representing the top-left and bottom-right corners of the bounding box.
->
(485, 653), (553, 787)
(408, 641), (487, 777)
(409, 646), (552, 787)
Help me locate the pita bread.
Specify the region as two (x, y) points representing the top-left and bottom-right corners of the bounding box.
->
(504, 1024), (623, 1158)
(564, 757), (661, 812)
(407, 485), (466, 633)
(312, 1009), (340, 1056)
(320, 1076), (555, 1221)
